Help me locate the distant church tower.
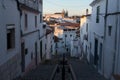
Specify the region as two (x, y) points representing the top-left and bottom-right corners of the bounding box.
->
(62, 9), (68, 18)
(62, 9), (65, 18)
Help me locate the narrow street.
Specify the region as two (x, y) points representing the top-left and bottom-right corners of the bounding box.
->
(1, 0), (120, 80)
(20, 54), (107, 80)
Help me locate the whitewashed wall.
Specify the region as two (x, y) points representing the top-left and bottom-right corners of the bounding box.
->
(103, 0), (120, 79)
(20, 0), (43, 72)
(0, 0), (21, 79)
(90, 0), (105, 57)
(80, 15), (91, 62)
(54, 26), (77, 55)
(71, 38), (81, 57)
(46, 32), (53, 60)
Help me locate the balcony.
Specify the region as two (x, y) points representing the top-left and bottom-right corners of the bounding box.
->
(19, 0), (40, 13)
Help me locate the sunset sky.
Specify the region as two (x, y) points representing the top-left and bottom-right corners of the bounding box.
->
(43, 0), (93, 16)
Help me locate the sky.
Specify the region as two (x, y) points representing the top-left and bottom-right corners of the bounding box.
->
(43, 0), (93, 16)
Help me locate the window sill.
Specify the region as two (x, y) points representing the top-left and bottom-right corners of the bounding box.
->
(7, 48), (15, 52)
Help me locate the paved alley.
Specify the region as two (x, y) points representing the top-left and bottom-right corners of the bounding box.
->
(21, 64), (56, 80)
(20, 56), (59, 80)
(19, 55), (108, 80)
(70, 58), (108, 80)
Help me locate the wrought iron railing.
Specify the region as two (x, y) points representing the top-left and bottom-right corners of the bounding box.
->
(19, 0), (38, 10)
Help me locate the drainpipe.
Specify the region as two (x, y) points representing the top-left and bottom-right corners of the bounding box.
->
(16, 0), (22, 36)
(112, 0), (119, 76)
(16, 0), (23, 74)
(103, 0), (108, 75)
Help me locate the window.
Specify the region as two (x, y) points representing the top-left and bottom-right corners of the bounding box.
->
(96, 6), (100, 23)
(7, 27), (15, 49)
(53, 36), (54, 40)
(25, 14), (28, 29)
(99, 43), (103, 69)
(40, 14), (42, 23)
(108, 26), (112, 36)
(43, 24), (46, 29)
(25, 48), (28, 55)
(51, 45), (52, 53)
(35, 16), (37, 27)
(86, 46), (87, 54)
(64, 29), (67, 31)
(55, 43), (58, 48)
(45, 44), (46, 49)
(90, 42), (92, 49)
(65, 34), (67, 37)
(31, 52), (33, 60)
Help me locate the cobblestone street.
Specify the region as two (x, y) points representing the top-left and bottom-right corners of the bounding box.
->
(20, 55), (107, 80)
(70, 58), (108, 80)
(21, 63), (56, 80)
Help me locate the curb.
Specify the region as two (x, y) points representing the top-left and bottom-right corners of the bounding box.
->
(69, 64), (77, 80)
(50, 64), (58, 80)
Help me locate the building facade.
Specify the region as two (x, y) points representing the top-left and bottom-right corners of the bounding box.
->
(81, 0), (120, 80)
(89, 0), (105, 73)
(0, 0), (21, 79)
(18, 0), (43, 73)
(54, 23), (80, 55)
(0, 0), (44, 79)
(80, 14), (91, 61)
(45, 28), (54, 60)
(44, 9), (68, 22)
(103, 0), (120, 79)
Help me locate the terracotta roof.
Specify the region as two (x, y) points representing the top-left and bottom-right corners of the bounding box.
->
(81, 14), (91, 18)
(60, 22), (80, 27)
(54, 13), (62, 14)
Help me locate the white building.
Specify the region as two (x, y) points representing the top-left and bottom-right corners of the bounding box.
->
(0, 0), (54, 79)
(89, 0), (105, 73)
(0, 0), (21, 79)
(54, 23), (80, 55)
(45, 26), (54, 60)
(103, 0), (120, 79)
(82, 0), (120, 80)
(63, 18), (77, 23)
(44, 10), (68, 21)
(71, 38), (81, 57)
(80, 14), (91, 61)
(81, 0), (106, 77)
(45, 14), (63, 21)
(18, 0), (43, 74)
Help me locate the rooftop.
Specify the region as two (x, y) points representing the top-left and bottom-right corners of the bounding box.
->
(60, 22), (80, 28)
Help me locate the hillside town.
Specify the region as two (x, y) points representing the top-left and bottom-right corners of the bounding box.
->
(0, 0), (120, 80)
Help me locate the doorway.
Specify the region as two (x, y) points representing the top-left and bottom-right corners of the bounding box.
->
(35, 42), (38, 66)
(99, 43), (102, 70)
(21, 42), (25, 72)
(40, 41), (43, 60)
(94, 38), (98, 66)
